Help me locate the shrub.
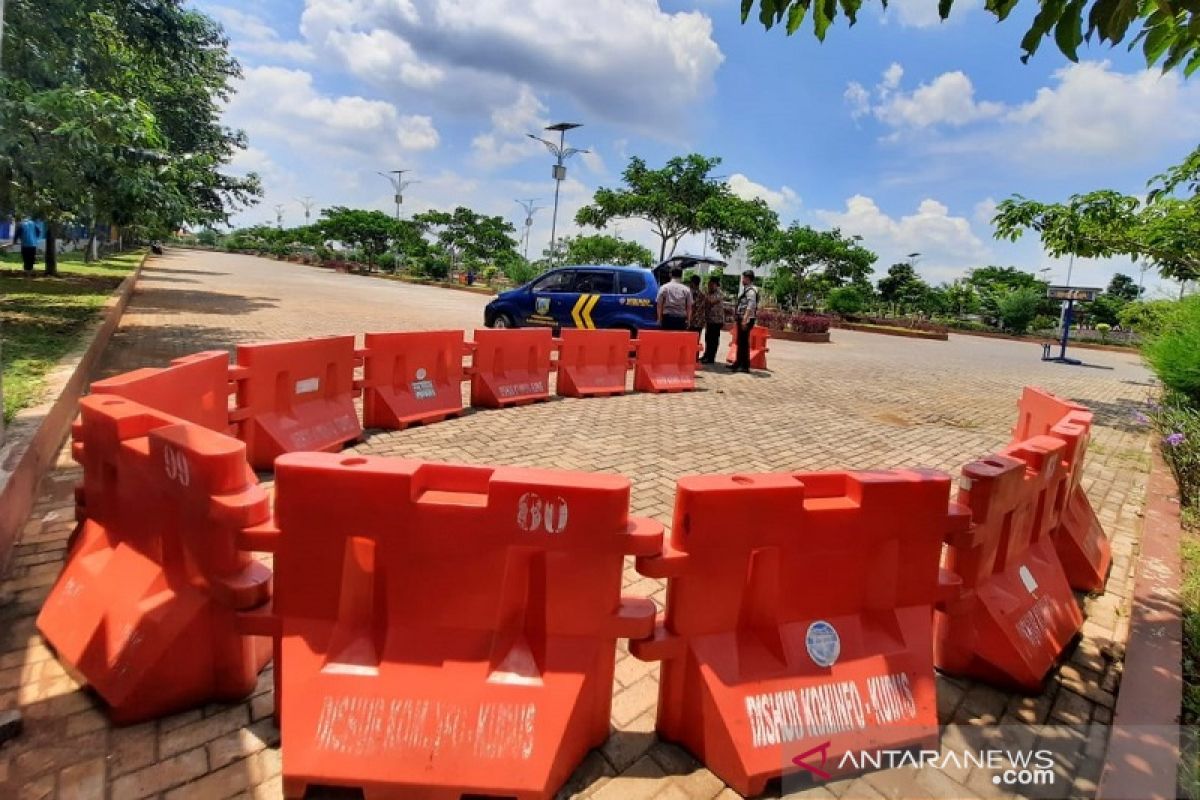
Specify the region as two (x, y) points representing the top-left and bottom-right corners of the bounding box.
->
(481, 265), (500, 283)
(995, 287), (1042, 335)
(1120, 299), (1177, 336)
(1150, 392), (1200, 507)
(788, 314), (831, 334)
(376, 252), (398, 272)
(1145, 296), (1200, 404)
(1096, 322), (1112, 342)
(756, 308), (784, 330)
(505, 259), (540, 286)
(1031, 315), (1058, 332)
(826, 286), (866, 315)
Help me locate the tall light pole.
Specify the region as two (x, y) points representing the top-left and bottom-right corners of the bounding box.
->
(515, 199), (542, 261)
(528, 122), (586, 264)
(273, 204), (285, 230)
(378, 170), (417, 221)
(297, 196), (315, 226)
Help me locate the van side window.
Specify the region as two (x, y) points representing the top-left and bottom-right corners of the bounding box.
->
(532, 270), (575, 293)
(618, 272), (647, 295)
(575, 270), (616, 294)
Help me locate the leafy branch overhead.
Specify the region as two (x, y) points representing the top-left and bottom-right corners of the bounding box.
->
(742, 0), (1200, 74)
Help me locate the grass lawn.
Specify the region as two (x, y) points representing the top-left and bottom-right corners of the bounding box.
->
(1, 250), (143, 424)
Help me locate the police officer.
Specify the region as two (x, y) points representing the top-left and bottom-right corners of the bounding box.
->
(656, 267), (693, 330)
(730, 270), (759, 373)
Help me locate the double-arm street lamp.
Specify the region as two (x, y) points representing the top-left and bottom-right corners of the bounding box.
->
(515, 199), (542, 261)
(528, 123), (586, 264)
(378, 170), (419, 221)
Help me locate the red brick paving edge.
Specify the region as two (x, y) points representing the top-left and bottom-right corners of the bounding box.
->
(1097, 445), (1184, 800)
(0, 252), (147, 573)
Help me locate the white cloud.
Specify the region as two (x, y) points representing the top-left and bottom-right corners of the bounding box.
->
(1003, 61), (1200, 158)
(727, 173), (800, 214)
(883, 0), (979, 28)
(299, 0), (724, 129)
(226, 66), (440, 159)
(208, 6), (314, 62)
(845, 82), (871, 119)
(876, 71), (1005, 128)
(848, 61), (1200, 168)
(816, 195), (991, 282)
(973, 197), (997, 227)
(470, 85), (549, 169)
(324, 28), (445, 89)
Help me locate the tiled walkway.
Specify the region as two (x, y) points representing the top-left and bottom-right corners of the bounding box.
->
(0, 251), (1155, 798)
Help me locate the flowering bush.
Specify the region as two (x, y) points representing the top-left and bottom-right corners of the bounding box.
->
(788, 314), (831, 334)
(756, 309), (784, 330)
(1148, 392), (1200, 507)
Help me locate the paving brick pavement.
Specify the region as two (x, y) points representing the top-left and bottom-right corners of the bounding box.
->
(0, 251), (1157, 798)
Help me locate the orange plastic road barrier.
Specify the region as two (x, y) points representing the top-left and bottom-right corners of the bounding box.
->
(1011, 386), (1112, 592)
(555, 328), (631, 398)
(39, 394), (272, 723)
(633, 330), (699, 393)
(631, 470), (967, 795)
(725, 325), (770, 370)
(230, 335), (362, 470)
(934, 436), (1083, 691)
(359, 330), (465, 429)
(468, 328), (554, 408)
(89, 350), (233, 433)
(268, 452), (662, 799)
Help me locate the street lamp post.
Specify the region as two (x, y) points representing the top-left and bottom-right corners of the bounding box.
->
(515, 199), (542, 261)
(378, 170), (418, 221)
(297, 196), (315, 226)
(273, 204), (285, 230)
(528, 123), (586, 264)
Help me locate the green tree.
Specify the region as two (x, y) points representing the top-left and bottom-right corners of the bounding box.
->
(749, 224), (876, 300)
(414, 207), (519, 271)
(967, 266), (1056, 324)
(942, 280), (981, 317)
(742, 0), (1200, 73)
(1106, 272), (1144, 302)
(877, 263), (929, 313)
(317, 208), (415, 268)
(575, 154), (779, 261)
(0, 0), (260, 269)
(554, 234), (654, 267)
(826, 285), (868, 315)
(994, 190), (1200, 287)
(996, 287), (1044, 334)
(1120, 299), (1177, 336)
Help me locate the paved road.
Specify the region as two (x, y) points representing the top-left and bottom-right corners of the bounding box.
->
(1, 249), (1154, 799)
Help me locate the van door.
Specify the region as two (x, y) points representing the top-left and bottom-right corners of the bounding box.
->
(570, 269), (617, 329)
(525, 269), (578, 327)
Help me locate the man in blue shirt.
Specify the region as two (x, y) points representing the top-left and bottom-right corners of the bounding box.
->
(12, 216), (42, 274)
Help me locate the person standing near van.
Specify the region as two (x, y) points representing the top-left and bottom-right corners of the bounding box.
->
(656, 267), (692, 331)
(730, 270), (759, 373)
(687, 274), (706, 341)
(700, 276), (725, 364)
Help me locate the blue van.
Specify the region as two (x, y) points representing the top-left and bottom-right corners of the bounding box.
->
(484, 256), (728, 331)
(484, 264), (662, 332)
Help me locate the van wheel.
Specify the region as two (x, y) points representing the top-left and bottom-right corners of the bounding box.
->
(493, 313), (515, 329)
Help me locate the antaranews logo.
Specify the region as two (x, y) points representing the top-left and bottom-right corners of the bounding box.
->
(793, 745), (1056, 788)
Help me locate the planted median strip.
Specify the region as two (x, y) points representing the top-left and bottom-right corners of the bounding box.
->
(0, 251), (143, 423)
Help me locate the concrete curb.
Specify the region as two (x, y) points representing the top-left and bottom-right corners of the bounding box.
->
(1097, 445), (1183, 800)
(0, 253), (147, 572)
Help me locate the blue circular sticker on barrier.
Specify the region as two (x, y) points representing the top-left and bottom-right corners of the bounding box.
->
(805, 620), (840, 668)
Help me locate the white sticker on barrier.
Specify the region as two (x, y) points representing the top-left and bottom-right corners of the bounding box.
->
(295, 377), (320, 395)
(1018, 565), (1038, 594)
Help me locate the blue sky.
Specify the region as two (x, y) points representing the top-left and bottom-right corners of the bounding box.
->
(199, 0), (1200, 296)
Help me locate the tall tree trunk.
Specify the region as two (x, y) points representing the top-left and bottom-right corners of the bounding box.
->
(658, 238), (667, 262)
(44, 223), (58, 276)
